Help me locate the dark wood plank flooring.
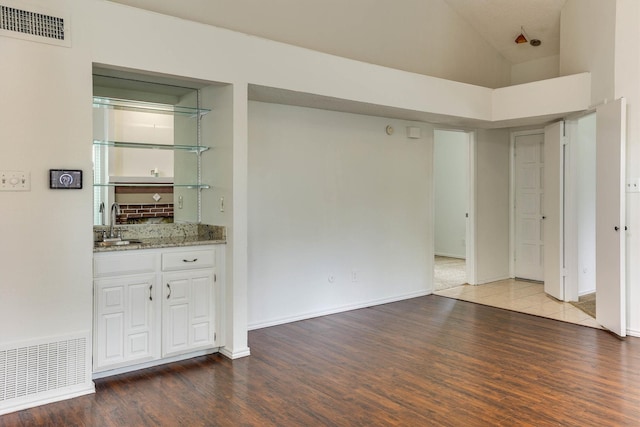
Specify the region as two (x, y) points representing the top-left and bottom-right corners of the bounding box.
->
(3, 295), (640, 426)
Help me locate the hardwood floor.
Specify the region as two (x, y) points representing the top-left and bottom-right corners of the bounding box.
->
(3, 295), (640, 426)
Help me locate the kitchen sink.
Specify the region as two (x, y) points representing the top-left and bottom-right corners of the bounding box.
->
(95, 239), (143, 247)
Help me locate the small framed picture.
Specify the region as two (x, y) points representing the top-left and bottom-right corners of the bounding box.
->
(50, 169), (83, 189)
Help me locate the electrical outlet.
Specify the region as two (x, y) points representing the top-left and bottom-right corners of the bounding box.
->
(351, 270), (358, 282)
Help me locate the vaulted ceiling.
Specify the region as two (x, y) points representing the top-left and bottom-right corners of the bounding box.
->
(444, 0), (566, 64)
(110, 0), (566, 67)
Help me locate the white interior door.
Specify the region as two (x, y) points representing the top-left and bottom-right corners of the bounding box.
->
(514, 133), (545, 281)
(596, 98), (626, 337)
(543, 121), (564, 300)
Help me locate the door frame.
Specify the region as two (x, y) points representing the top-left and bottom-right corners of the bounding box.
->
(561, 112), (597, 302)
(509, 129), (545, 279)
(431, 128), (476, 287)
(543, 121), (565, 300)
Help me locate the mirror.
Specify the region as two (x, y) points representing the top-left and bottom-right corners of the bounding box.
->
(92, 68), (209, 226)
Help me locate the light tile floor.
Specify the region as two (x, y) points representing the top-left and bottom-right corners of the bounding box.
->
(435, 278), (602, 329)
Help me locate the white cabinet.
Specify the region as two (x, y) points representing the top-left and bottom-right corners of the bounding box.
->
(94, 273), (158, 370)
(161, 247), (217, 357)
(163, 269), (215, 357)
(93, 245), (221, 374)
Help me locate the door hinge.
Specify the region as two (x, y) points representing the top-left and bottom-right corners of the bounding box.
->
(214, 332), (217, 341)
(562, 268), (568, 277)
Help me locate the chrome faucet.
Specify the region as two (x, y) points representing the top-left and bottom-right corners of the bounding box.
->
(109, 202), (121, 239)
(98, 202), (105, 226)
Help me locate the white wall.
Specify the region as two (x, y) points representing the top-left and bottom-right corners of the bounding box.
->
(474, 129), (511, 284)
(0, 0), (600, 413)
(200, 84), (249, 356)
(0, 15), (93, 343)
(111, 0), (512, 89)
(560, 0), (616, 106)
(492, 73), (591, 123)
(561, 0), (640, 335)
(511, 55), (560, 86)
(247, 102), (432, 328)
(0, 1), (96, 406)
(434, 130), (468, 258)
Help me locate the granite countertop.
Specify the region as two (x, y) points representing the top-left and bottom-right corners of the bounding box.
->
(93, 223), (226, 253)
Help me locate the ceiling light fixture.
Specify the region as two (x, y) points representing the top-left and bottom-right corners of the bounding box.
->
(515, 28), (528, 44)
(515, 26), (542, 47)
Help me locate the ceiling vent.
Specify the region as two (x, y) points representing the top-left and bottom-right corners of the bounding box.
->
(0, 2), (70, 47)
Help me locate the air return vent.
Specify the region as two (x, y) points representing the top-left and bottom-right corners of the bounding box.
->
(0, 2), (70, 47)
(0, 335), (90, 410)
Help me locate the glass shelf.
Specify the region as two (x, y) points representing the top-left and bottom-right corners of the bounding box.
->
(94, 183), (210, 189)
(93, 97), (211, 117)
(93, 140), (209, 154)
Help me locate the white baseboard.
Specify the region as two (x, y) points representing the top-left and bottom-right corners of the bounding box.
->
(434, 252), (466, 259)
(627, 328), (640, 338)
(220, 347), (251, 359)
(92, 348), (219, 379)
(248, 290), (431, 331)
(0, 383), (95, 416)
(475, 275), (510, 285)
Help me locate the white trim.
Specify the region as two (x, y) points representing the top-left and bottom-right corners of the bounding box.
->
(92, 348), (219, 379)
(0, 384), (95, 416)
(509, 129), (544, 279)
(466, 132), (477, 285)
(248, 290), (430, 331)
(627, 328), (640, 338)
(431, 128), (475, 285)
(563, 119), (579, 302)
(429, 128), (436, 293)
(219, 347), (251, 359)
(434, 252), (465, 259)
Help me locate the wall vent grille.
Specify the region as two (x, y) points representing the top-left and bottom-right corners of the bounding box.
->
(0, 2), (70, 47)
(0, 5), (64, 40)
(0, 337), (87, 402)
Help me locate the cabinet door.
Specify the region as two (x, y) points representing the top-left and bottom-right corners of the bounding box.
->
(94, 274), (158, 371)
(162, 269), (215, 357)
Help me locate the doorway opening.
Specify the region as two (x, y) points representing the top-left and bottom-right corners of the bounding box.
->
(564, 113), (596, 318)
(433, 129), (471, 291)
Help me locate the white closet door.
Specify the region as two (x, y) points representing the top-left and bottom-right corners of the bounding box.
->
(514, 133), (545, 281)
(596, 98), (626, 337)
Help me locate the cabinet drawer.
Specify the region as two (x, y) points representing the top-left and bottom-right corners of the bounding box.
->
(94, 252), (158, 277)
(162, 248), (215, 271)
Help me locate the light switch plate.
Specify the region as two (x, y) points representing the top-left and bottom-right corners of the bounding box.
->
(0, 170), (30, 191)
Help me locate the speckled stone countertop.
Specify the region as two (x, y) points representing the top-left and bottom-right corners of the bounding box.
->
(93, 224), (226, 253)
